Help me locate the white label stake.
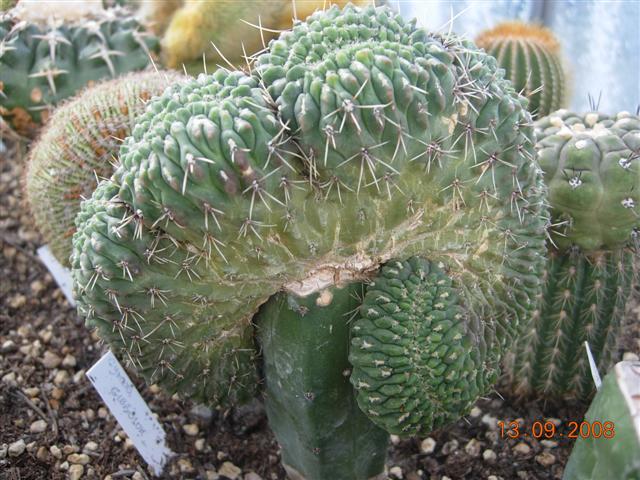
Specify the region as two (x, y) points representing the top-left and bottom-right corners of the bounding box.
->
(86, 351), (174, 476)
(584, 341), (602, 390)
(37, 245), (75, 306)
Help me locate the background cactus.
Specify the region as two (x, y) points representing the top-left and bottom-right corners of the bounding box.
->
(505, 110), (640, 401)
(0, 3), (159, 136)
(160, 0), (368, 71)
(24, 70), (183, 266)
(71, 4), (547, 476)
(563, 361), (640, 479)
(476, 21), (568, 118)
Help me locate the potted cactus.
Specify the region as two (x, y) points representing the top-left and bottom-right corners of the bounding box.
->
(70, 4), (549, 478)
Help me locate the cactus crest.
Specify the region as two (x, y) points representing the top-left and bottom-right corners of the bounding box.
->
(25, 70), (184, 265)
(71, 4), (547, 415)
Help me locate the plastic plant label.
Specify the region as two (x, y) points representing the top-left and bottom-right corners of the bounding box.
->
(584, 341), (602, 390)
(36, 245), (75, 306)
(86, 351), (173, 476)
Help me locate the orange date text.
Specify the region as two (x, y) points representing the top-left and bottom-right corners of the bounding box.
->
(497, 420), (615, 439)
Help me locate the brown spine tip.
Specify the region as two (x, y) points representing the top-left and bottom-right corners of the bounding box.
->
(476, 21), (560, 54)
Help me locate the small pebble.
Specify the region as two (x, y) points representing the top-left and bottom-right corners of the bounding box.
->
(68, 453), (91, 465)
(482, 449), (497, 462)
(30, 419), (47, 433)
(219, 461), (242, 479)
(513, 442), (531, 455)
(469, 406), (482, 418)
(420, 437), (436, 454)
(390, 434), (400, 445)
(132, 473), (144, 480)
(206, 471), (219, 480)
(244, 473), (263, 480)
(183, 423), (199, 436)
(84, 441), (98, 452)
(9, 294), (26, 309)
(36, 446), (48, 461)
(23, 387), (39, 397)
(0, 444), (7, 459)
(178, 458), (194, 473)
(62, 354), (77, 368)
(389, 466), (403, 479)
(541, 440), (558, 449)
(195, 438), (205, 451)
(8, 439), (26, 457)
(442, 439), (458, 455)
(50, 445), (62, 459)
(68, 464), (84, 480)
(623, 352), (639, 362)
(481, 413), (498, 429)
(546, 418), (562, 427)
(464, 438), (481, 457)
(42, 351), (62, 369)
(536, 451), (556, 466)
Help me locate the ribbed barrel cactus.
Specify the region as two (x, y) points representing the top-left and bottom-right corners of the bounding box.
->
(71, 5), (547, 477)
(563, 361), (640, 480)
(505, 110), (640, 401)
(24, 70), (184, 266)
(0, 3), (159, 136)
(476, 22), (567, 118)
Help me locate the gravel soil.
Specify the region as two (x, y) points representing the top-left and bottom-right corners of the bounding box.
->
(2, 139), (639, 480)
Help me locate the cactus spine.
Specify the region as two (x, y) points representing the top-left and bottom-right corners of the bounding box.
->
(563, 361), (640, 479)
(24, 71), (184, 265)
(70, 4), (547, 475)
(0, 4), (159, 136)
(476, 22), (567, 118)
(505, 110), (640, 401)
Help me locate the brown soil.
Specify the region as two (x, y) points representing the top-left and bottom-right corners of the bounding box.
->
(1, 139), (638, 480)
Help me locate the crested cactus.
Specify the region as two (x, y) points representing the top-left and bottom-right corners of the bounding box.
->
(505, 110), (640, 401)
(161, 0), (368, 70)
(24, 70), (184, 266)
(563, 361), (640, 479)
(476, 21), (567, 118)
(71, 5), (547, 477)
(0, 4), (159, 136)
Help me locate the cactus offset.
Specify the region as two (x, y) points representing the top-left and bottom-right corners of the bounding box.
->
(71, 5), (547, 476)
(0, 5), (159, 136)
(476, 22), (567, 118)
(505, 110), (640, 401)
(24, 71), (184, 266)
(563, 361), (640, 479)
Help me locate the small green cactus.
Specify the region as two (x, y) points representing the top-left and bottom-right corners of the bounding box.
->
(71, 5), (547, 477)
(505, 110), (640, 401)
(0, 4), (159, 136)
(476, 22), (568, 118)
(563, 361), (640, 479)
(24, 70), (184, 266)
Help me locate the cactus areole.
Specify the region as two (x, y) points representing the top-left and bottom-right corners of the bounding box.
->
(72, 5), (547, 478)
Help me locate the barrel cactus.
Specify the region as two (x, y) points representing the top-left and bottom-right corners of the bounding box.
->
(71, 4), (547, 477)
(161, 0), (368, 71)
(24, 70), (184, 266)
(505, 110), (640, 401)
(476, 21), (567, 118)
(563, 361), (640, 480)
(0, 3), (159, 136)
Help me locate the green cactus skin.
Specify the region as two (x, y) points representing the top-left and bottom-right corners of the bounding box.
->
(563, 361), (640, 479)
(506, 248), (635, 401)
(476, 22), (567, 119)
(71, 3), (546, 423)
(349, 257), (494, 436)
(24, 71), (184, 266)
(0, 7), (159, 136)
(257, 285), (389, 480)
(536, 111), (640, 252)
(504, 110), (640, 401)
(0, 0), (16, 11)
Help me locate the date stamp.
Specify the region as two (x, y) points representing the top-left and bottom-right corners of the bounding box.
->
(498, 420), (615, 439)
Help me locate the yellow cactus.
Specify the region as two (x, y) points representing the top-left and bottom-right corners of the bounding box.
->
(162, 0), (368, 69)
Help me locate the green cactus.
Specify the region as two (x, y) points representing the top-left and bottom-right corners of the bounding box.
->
(563, 361), (640, 479)
(0, 0), (16, 11)
(505, 110), (640, 401)
(24, 70), (184, 266)
(0, 5), (159, 136)
(71, 4), (547, 476)
(476, 22), (568, 118)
